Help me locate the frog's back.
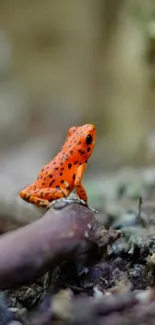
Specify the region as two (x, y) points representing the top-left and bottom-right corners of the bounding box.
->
(33, 123), (96, 190)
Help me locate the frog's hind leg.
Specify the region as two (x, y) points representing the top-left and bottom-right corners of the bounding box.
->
(21, 194), (49, 207)
(19, 184), (35, 201)
(19, 187), (69, 207)
(19, 184), (48, 207)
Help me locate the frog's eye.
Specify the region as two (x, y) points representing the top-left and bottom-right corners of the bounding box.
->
(86, 134), (92, 145)
(68, 126), (77, 137)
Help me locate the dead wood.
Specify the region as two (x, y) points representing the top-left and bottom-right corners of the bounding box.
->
(0, 201), (121, 290)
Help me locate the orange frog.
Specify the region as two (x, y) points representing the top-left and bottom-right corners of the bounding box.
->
(19, 124), (96, 208)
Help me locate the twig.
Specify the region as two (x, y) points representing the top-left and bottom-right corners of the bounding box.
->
(138, 196), (143, 219)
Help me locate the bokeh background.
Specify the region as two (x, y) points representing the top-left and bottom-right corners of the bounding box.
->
(0, 0), (155, 218)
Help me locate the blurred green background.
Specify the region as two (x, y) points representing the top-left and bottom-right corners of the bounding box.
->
(0, 0), (155, 193)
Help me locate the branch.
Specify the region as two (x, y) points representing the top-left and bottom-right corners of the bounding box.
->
(0, 201), (121, 290)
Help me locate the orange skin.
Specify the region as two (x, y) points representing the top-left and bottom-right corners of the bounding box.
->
(19, 124), (96, 208)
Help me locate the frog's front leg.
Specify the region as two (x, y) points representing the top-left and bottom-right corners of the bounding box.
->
(74, 163), (88, 203)
(20, 187), (70, 207)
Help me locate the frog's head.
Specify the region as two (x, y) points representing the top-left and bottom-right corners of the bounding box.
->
(66, 124), (96, 163)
